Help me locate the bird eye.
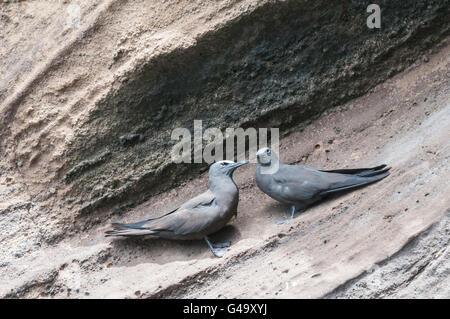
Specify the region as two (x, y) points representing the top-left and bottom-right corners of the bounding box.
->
(221, 162), (228, 166)
(267, 149), (271, 154)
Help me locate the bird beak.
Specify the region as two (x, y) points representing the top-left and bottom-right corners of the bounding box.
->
(231, 160), (249, 169)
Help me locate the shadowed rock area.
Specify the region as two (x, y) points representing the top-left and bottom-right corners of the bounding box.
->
(65, 0), (449, 223)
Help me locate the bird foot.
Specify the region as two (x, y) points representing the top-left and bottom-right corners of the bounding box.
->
(210, 246), (228, 258)
(276, 217), (293, 225)
(213, 241), (231, 248)
(211, 241), (231, 257)
(204, 237), (231, 258)
(276, 206), (296, 224)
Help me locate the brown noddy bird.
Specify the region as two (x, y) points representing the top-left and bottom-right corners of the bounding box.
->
(105, 160), (249, 257)
(255, 147), (390, 224)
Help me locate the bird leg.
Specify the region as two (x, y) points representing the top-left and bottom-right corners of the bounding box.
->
(276, 205), (305, 224)
(204, 236), (231, 258)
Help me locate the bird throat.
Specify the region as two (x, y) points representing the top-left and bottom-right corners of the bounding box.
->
(259, 161), (280, 174)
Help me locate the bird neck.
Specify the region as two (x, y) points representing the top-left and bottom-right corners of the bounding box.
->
(209, 175), (237, 193)
(209, 175), (239, 211)
(209, 175), (235, 189)
(259, 158), (281, 174)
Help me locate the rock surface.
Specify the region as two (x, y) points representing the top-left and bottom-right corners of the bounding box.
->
(0, 0), (449, 298)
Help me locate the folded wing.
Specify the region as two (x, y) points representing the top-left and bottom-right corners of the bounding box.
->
(272, 164), (390, 203)
(105, 190), (218, 237)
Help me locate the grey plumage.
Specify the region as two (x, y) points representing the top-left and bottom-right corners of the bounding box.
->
(106, 160), (249, 257)
(255, 147), (390, 224)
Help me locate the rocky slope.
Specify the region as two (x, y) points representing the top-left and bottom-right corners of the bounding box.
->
(0, 0), (449, 298)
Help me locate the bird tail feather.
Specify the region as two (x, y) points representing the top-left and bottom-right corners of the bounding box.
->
(111, 221), (148, 229)
(105, 228), (156, 237)
(355, 166), (391, 177)
(321, 164), (389, 176)
(105, 221), (158, 237)
(319, 171), (390, 196)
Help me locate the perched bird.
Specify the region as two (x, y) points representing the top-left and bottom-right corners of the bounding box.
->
(106, 160), (249, 257)
(255, 147), (390, 224)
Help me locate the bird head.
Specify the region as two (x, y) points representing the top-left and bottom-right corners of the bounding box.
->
(256, 147), (278, 166)
(209, 160), (249, 178)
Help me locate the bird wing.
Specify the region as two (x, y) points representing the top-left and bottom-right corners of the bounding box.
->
(272, 164), (361, 202)
(271, 165), (324, 202)
(138, 190), (219, 235)
(178, 190), (217, 210)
